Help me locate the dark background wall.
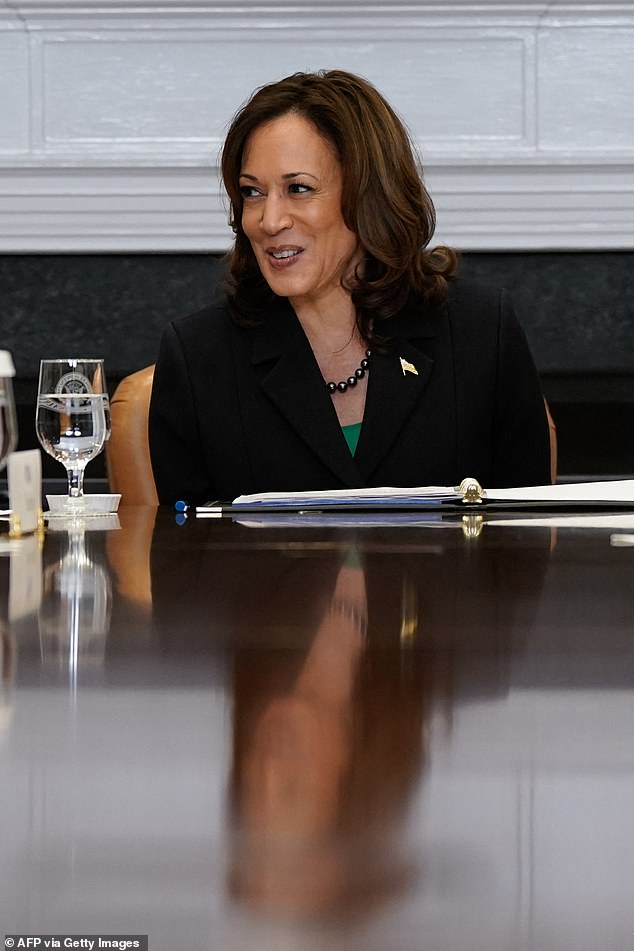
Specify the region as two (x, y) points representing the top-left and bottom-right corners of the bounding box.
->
(2, 252), (633, 479)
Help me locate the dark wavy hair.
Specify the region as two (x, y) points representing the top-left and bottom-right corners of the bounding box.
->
(221, 69), (458, 344)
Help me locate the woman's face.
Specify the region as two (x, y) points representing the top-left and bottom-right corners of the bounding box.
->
(239, 112), (361, 311)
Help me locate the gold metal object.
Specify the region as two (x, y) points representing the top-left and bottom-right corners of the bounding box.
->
(457, 477), (485, 504)
(6, 509), (46, 541)
(8, 514), (21, 539)
(399, 357), (419, 376)
(36, 509), (47, 544)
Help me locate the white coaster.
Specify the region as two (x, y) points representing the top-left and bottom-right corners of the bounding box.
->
(46, 493), (121, 515)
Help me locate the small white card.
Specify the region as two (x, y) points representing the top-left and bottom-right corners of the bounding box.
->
(7, 449), (42, 535)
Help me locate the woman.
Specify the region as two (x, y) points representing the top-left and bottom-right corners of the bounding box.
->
(149, 70), (551, 505)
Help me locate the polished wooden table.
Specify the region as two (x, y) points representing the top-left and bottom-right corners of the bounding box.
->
(2, 506), (633, 951)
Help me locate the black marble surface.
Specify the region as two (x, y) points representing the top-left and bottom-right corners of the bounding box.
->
(458, 251), (634, 374)
(2, 252), (633, 379)
(1, 251), (633, 377)
(1, 252), (633, 476)
(1, 253), (225, 380)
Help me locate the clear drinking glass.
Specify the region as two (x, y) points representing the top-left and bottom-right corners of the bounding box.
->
(36, 359), (109, 512)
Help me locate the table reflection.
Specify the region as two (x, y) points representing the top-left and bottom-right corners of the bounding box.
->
(0, 509), (632, 951)
(150, 514), (552, 662)
(228, 549), (432, 920)
(39, 519), (113, 676)
(149, 516), (552, 927)
(1, 531), (43, 730)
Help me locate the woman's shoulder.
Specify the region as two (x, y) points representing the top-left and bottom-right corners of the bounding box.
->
(402, 276), (524, 358)
(390, 277), (510, 341)
(159, 295), (248, 366)
(444, 276), (523, 342)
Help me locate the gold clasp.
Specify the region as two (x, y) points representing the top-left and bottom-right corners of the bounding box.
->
(457, 477), (485, 504)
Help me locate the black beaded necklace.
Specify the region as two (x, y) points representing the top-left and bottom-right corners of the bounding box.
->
(326, 350), (371, 394)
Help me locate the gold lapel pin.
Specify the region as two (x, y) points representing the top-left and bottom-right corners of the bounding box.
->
(400, 357), (419, 376)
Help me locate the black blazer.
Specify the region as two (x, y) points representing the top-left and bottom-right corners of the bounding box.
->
(148, 278), (551, 504)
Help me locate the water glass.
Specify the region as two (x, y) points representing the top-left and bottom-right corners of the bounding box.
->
(36, 358), (109, 512)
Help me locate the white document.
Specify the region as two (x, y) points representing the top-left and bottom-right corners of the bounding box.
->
(7, 449), (42, 534)
(484, 479), (634, 503)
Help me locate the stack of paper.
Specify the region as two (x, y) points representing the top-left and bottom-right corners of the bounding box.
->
(195, 479), (634, 514)
(233, 484), (458, 508)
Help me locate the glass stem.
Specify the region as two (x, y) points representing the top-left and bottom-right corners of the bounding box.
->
(67, 467), (84, 498)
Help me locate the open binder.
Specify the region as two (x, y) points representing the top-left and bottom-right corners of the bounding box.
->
(195, 478), (634, 516)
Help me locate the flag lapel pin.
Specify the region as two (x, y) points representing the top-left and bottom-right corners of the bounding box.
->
(400, 357), (419, 376)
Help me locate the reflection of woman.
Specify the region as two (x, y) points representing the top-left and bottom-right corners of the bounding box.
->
(147, 515), (553, 918)
(149, 70), (550, 505)
(228, 550), (433, 920)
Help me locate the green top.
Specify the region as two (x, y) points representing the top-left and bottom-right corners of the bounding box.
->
(341, 421), (362, 455)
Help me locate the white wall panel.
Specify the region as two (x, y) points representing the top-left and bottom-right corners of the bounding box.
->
(538, 28), (634, 150)
(41, 38), (232, 143)
(0, 33), (31, 153)
(353, 35), (531, 147)
(1, 1), (633, 251)
(37, 33), (530, 149)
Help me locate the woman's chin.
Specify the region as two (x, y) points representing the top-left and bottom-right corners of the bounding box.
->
(260, 266), (307, 298)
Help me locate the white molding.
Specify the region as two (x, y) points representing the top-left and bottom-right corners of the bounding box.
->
(1, 162), (631, 252)
(5, 2), (634, 16)
(1, 0), (633, 252)
(4, 1), (634, 29)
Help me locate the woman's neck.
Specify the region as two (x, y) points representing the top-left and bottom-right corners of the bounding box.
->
(290, 288), (358, 353)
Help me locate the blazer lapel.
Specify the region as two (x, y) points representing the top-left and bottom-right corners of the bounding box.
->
(354, 314), (436, 482)
(252, 303), (363, 487)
